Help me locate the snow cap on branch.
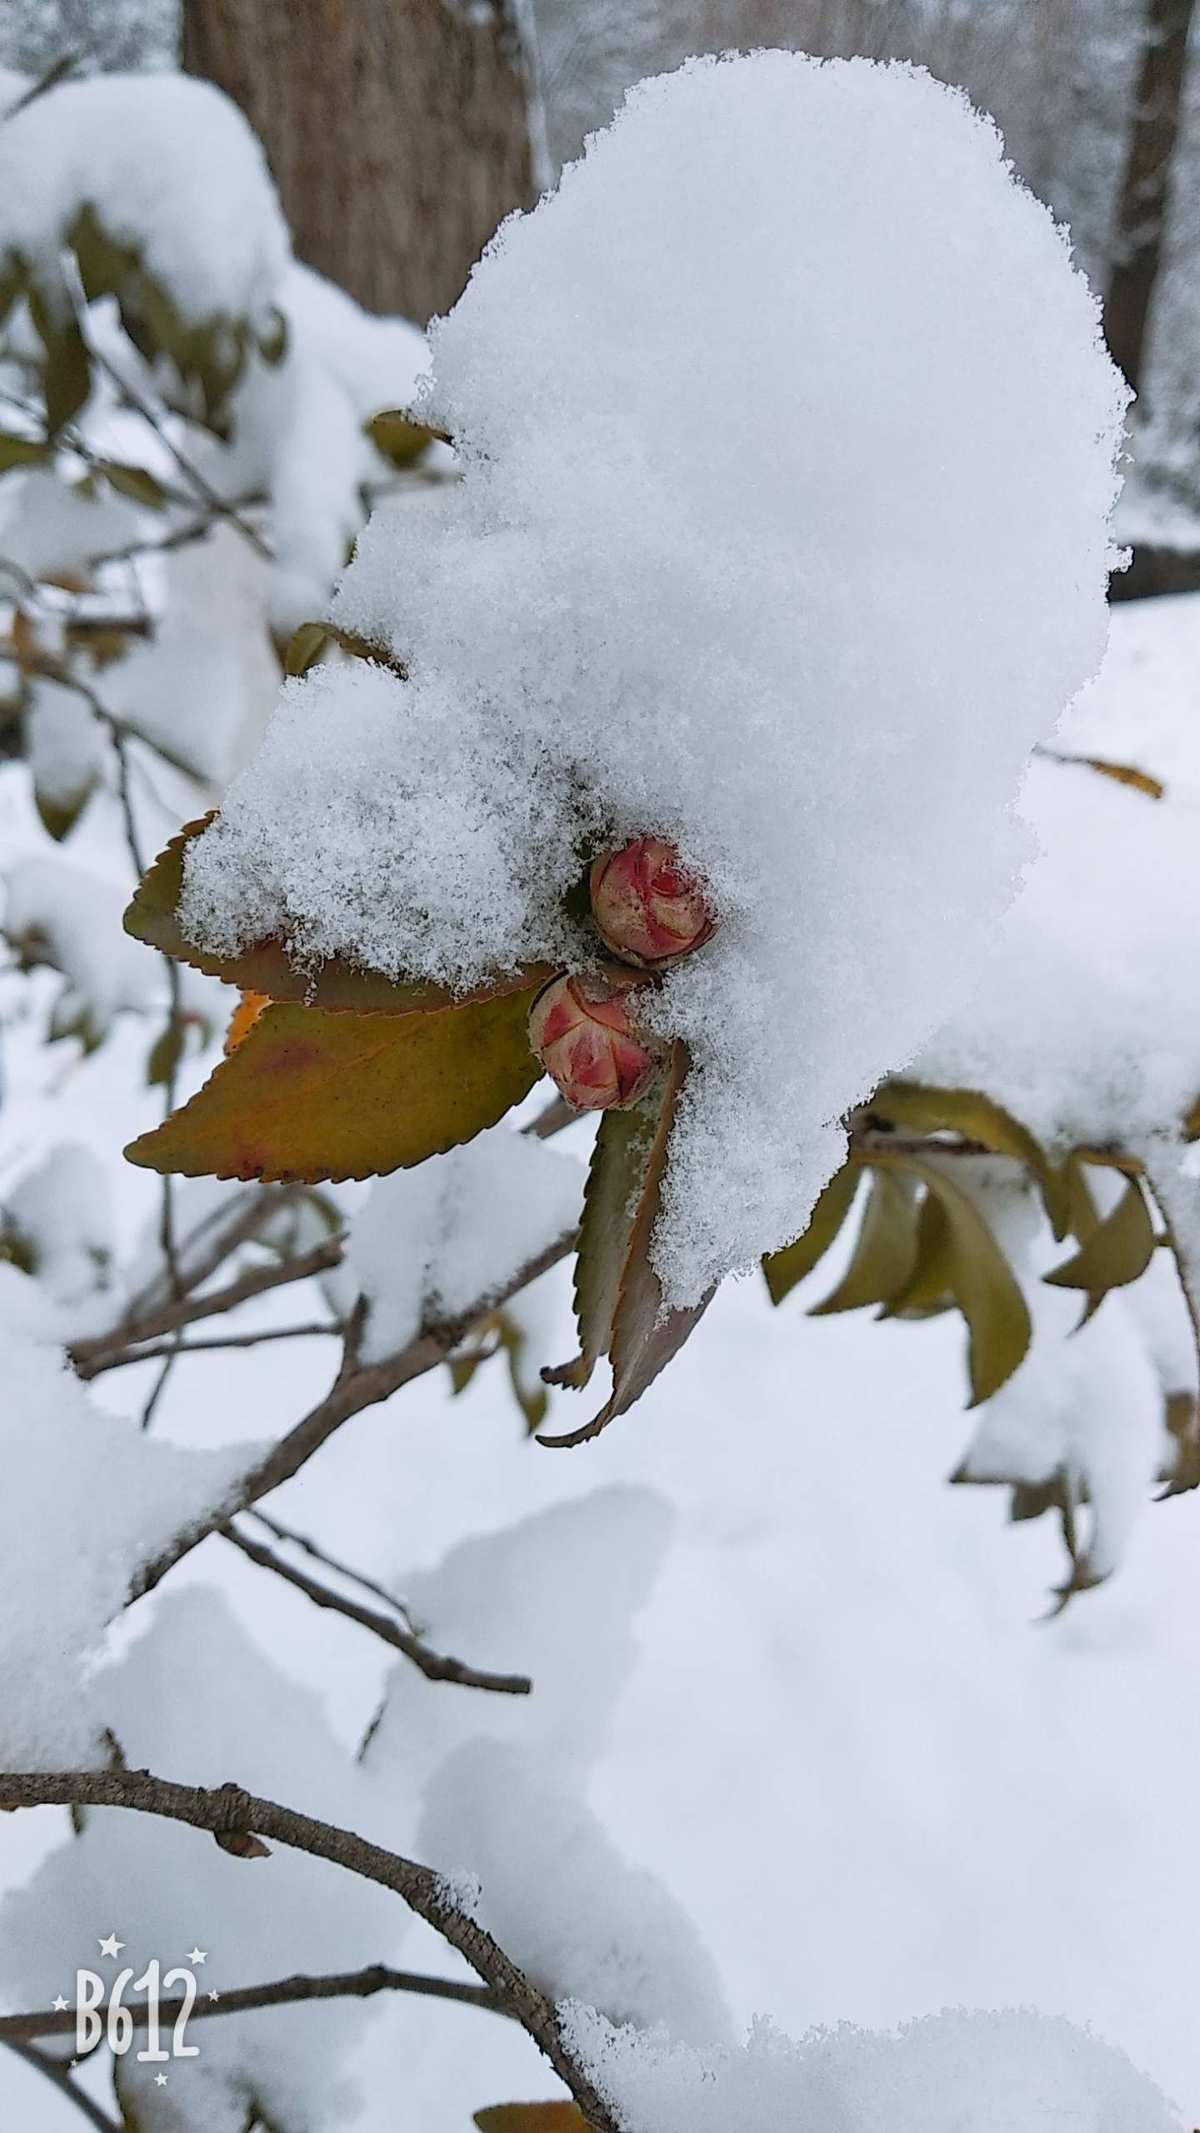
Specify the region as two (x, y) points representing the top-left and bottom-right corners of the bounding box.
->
(181, 53), (1128, 1302)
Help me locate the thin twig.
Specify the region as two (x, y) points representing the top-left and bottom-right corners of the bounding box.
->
(2, 2040), (120, 2133)
(0, 1960), (508, 2041)
(92, 1322), (342, 1372)
(0, 1770), (620, 2132)
(4, 51), (84, 121)
(128, 1226), (577, 1600)
(72, 1235), (345, 1376)
(247, 1508), (418, 1628)
(84, 339), (273, 562)
(223, 1522), (532, 1695)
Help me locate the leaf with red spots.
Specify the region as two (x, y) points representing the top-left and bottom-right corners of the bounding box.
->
(124, 986), (542, 1183)
(124, 817), (553, 1014)
(540, 1042), (713, 1442)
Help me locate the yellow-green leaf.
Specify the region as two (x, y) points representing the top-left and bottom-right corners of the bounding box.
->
(124, 988), (541, 1183)
(809, 1165), (919, 1315)
(879, 1190), (955, 1319)
(366, 408), (435, 466)
(124, 816), (553, 1013)
(874, 1154), (1032, 1405)
(474, 2108), (586, 2132)
(1043, 1175), (1155, 1296)
(0, 432), (49, 471)
(869, 1080), (1070, 1239)
(763, 1158), (859, 1305)
(98, 458), (168, 509)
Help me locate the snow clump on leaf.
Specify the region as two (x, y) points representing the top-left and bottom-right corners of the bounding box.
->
(179, 52), (1128, 1304)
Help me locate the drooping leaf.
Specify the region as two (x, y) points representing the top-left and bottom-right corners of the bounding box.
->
(146, 1018), (187, 1088)
(809, 1164), (919, 1315)
(450, 1309), (550, 1432)
(762, 1157), (859, 1305)
(124, 987), (542, 1183)
(879, 1188), (956, 1319)
(540, 1044), (713, 1445)
(1043, 1175), (1156, 1296)
(474, 2107), (587, 2132)
(34, 304), (91, 437)
(124, 816), (553, 1012)
(544, 1088), (663, 1391)
(868, 1080), (1070, 1239)
(874, 1153), (1032, 1405)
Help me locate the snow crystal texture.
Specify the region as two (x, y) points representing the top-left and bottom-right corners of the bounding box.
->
(181, 54), (1127, 1302)
(563, 2004), (1182, 2133)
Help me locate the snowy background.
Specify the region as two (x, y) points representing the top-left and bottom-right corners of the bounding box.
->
(1, 4), (1199, 2129)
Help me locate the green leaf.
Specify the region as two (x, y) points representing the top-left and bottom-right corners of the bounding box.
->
(29, 288), (91, 436)
(809, 1165), (919, 1315)
(124, 816), (553, 1013)
(146, 1018), (187, 1088)
(1043, 1175), (1155, 1296)
(869, 1080), (1069, 1239)
(874, 1153), (1033, 1405)
(540, 1044), (713, 1445)
(0, 432), (49, 472)
(98, 459), (168, 509)
(124, 988), (542, 1183)
(366, 408), (435, 466)
(762, 1159), (859, 1305)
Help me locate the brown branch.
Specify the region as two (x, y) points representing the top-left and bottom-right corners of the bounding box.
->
(0, 1770), (619, 2132)
(0, 1960), (508, 2042)
(222, 1522), (532, 1695)
(129, 1225), (576, 1600)
(2, 2040), (121, 2133)
(72, 1235), (345, 1377)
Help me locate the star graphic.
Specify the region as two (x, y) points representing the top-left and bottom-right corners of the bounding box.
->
(208, 1989), (220, 2003)
(52, 1995), (69, 2014)
(155, 2073), (169, 2088)
(186, 1946), (207, 1966)
(98, 1934), (124, 1960)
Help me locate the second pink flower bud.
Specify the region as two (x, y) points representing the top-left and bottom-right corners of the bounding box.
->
(528, 972), (662, 1112)
(589, 837), (716, 968)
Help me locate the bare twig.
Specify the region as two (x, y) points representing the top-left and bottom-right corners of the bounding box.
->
(0, 1770), (619, 2132)
(128, 1226), (576, 1600)
(247, 1508), (418, 1627)
(0, 1961), (507, 2041)
(72, 1235), (345, 1376)
(4, 51), (85, 121)
(87, 1321), (341, 1375)
(222, 1521), (531, 1695)
(84, 339), (273, 562)
(2, 2040), (120, 2133)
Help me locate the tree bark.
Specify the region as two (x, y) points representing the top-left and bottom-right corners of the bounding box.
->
(1104, 0), (1198, 402)
(182, 0), (536, 325)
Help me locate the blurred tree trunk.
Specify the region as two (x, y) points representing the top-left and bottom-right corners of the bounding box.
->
(182, 0), (536, 325)
(1105, 0), (1197, 402)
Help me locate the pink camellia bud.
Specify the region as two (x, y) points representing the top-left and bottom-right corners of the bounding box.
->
(528, 972), (662, 1112)
(589, 837), (716, 967)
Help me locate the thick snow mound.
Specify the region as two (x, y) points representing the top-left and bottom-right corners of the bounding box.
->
(181, 53), (1127, 1303)
(563, 2003), (1182, 2131)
